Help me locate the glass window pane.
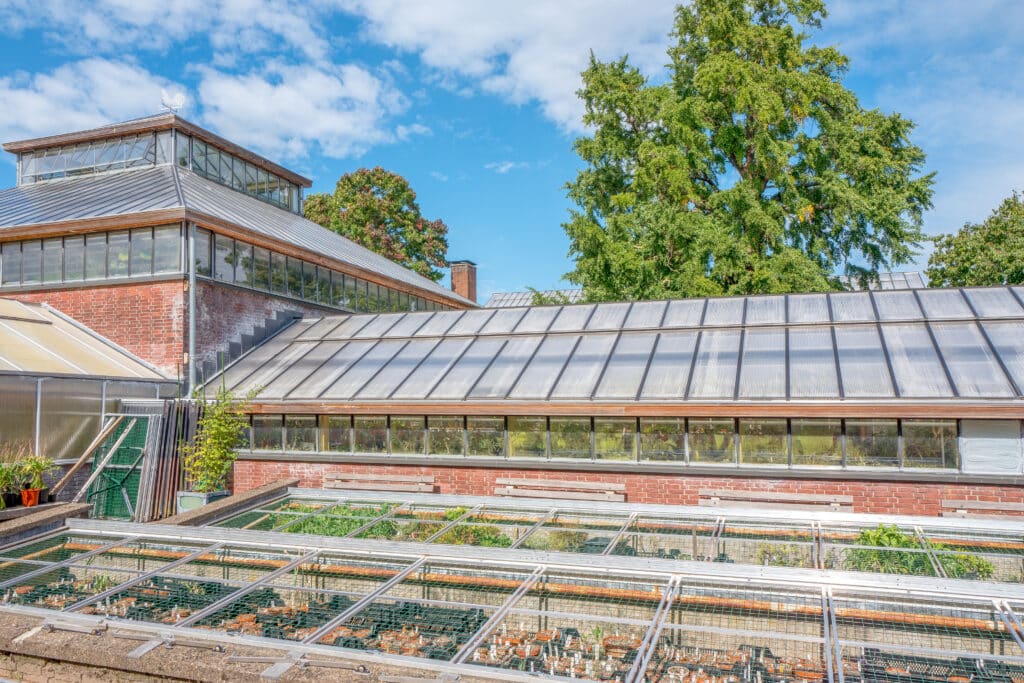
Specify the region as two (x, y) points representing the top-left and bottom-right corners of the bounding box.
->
(467, 416), (504, 457)
(845, 418), (897, 467)
(480, 307), (527, 334)
(85, 233), (106, 279)
(662, 299), (706, 327)
(193, 229), (211, 277)
(355, 339), (439, 399)
(834, 325), (895, 397)
(930, 322), (1015, 397)
(318, 415), (351, 453)
(331, 271), (347, 307)
(702, 297), (744, 326)
(787, 293), (829, 323)
(392, 337), (473, 400)
(129, 227), (153, 276)
(317, 266), (331, 305)
(640, 417), (685, 462)
(595, 417), (635, 461)
(829, 292), (875, 321)
(63, 235), (84, 281)
(550, 417), (591, 459)
(623, 300), (667, 328)
(963, 287), (1024, 317)
(739, 419), (787, 465)
(508, 335), (578, 399)
(508, 416), (546, 458)
(321, 340), (405, 399)
(737, 328), (786, 398)
(745, 296), (785, 325)
(153, 225), (181, 273)
(284, 415), (316, 451)
(252, 415), (283, 450)
(548, 332), (618, 399)
(981, 320), (1024, 393)
(1, 242), (21, 285)
(286, 257), (303, 297)
(548, 304), (595, 332)
(106, 232), (129, 278)
(428, 416), (464, 456)
(271, 252), (288, 294)
(213, 234), (233, 282)
(252, 247), (271, 290)
(689, 418), (735, 464)
(903, 419), (958, 469)
(688, 330), (741, 399)
(301, 262), (317, 300)
(42, 237), (62, 283)
(19, 239), (41, 284)
(429, 338), (506, 399)
(788, 327), (838, 398)
(640, 331), (699, 399)
(791, 419), (841, 466)
(354, 415), (387, 453)
(175, 132), (190, 167)
(513, 306), (560, 333)
(916, 289), (972, 319)
(390, 415), (425, 454)
(594, 332), (658, 399)
(234, 242), (253, 286)
(872, 291), (922, 320)
(586, 302), (630, 330)
(469, 335), (542, 399)
(446, 309), (496, 335)
(879, 323), (952, 397)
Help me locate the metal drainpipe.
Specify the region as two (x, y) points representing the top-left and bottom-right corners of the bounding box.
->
(186, 222), (197, 397)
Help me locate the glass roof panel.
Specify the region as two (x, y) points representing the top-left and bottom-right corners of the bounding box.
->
(468, 335), (543, 398)
(412, 310), (465, 336)
(512, 306), (561, 333)
(737, 327), (786, 398)
(479, 307), (527, 334)
(834, 324), (895, 397)
(744, 296), (786, 325)
(688, 328), (741, 398)
(288, 340), (375, 399)
(428, 337), (507, 399)
(963, 287), (1024, 317)
(872, 290), (922, 320)
(916, 289), (973, 320)
(788, 326), (839, 398)
(548, 304), (595, 332)
(786, 293), (829, 323)
(662, 299), (705, 327)
(355, 339), (441, 399)
(930, 321), (1015, 397)
(593, 332), (658, 399)
(445, 309), (496, 335)
(294, 317), (348, 341)
(0, 299), (46, 321)
(391, 337), (473, 399)
(622, 300), (667, 328)
(549, 332), (619, 398)
(0, 319), (109, 376)
(829, 292), (875, 322)
(319, 315), (376, 340)
(640, 331), (698, 398)
(381, 312), (432, 338)
(351, 313), (405, 338)
(258, 341), (349, 399)
(319, 340), (408, 399)
(980, 320), (1024, 394)
(702, 297), (744, 326)
(228, 334), (321, 395)
(508, 335), (579, 399)
(585, 302), (630, 330)
(879, 323), (952, 397)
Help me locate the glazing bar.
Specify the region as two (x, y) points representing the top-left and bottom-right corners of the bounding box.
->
(452, 565), (546, 663)
(0, 536), (141, 590)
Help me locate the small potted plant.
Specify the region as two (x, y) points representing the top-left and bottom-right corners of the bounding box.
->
(178, 386), (250, 513)
(19, 455), (55, 507)
(0, 462), (17, 510)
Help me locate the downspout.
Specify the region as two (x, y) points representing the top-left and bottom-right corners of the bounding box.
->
(187, 221), (197, 397)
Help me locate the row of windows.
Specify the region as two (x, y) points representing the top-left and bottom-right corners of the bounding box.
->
(19, 132), (172, 185)
(195, 229), (453, 313)
(0, 226), (182, 286)
(249, 415), (960, 470)
(179, 134), (301, 213)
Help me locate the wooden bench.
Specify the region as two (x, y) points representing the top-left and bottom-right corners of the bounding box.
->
(940, 499), (1024, 518)
(324, 473), (437, 493)
(698, 489), (853, 512)
(494, 478), (626, 502)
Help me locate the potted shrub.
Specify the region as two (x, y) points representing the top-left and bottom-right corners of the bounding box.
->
(178, 386), (250, 513)
(0, 462), (18, 510)
(19, 455), (55, 507)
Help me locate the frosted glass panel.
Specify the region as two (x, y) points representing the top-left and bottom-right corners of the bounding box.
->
(745, 296), (785, 325)
(321, 315), (377, 339)
(479, 307), (527, 334)
(223, 329), (317, 394)
(382, 313), (432, 337)
(585, 302), (630, 330)
(392, 337), (472, 399)
(963, 287), (1024, 317)
(549, 332), (618, 398)
(702, 297), (744, 326)
(294, 317), (346, 341)
(594, 332), (658, 399)
(931, 322), (1015, 397)
(872, 291), (922, 320)
(353, 313), (405, 337)
(688, 329), (741, 398)
(879, 323), (951, 397)
(508, 335), (579, 398)
(446, 309), (496, 335)
(259, 341), (347, 399)
(468, 335), (543, 398)
(428, 337), (506, 399)
(981, 320), (1024, 394)
(413, 310), (465, 336)
(829, 292), (875, 322)
(916, 289), (972, 320)
(296, 341), (375, 399)
(737, 328), (785, 398)
(320, 340), (407, 399)
(548, 304), (595, 332)
(662, 299), (705, 327)
(513, 306), (560, 333)
(788, 327), (838, 398)
(355, 339), (440, 399)
(623, 301), (667, 328)
(834, 325), (894, 397)
(786, 293), (828, 323)
(640, 331), (698, 398)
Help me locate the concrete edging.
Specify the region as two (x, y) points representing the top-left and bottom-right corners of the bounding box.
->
(0, 503), (92, 547)
(156, 478), (298, 526)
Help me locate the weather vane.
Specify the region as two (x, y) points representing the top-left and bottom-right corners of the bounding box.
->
(160, 89), (186, 114)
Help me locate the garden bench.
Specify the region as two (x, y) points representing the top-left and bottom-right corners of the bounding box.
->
(940, 499), (1024, 518)
(493, 477), (626, 502)
(698, 489), (853, 512)
(324, 472), (437, 493)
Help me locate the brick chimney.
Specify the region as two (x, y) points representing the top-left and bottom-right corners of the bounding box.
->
(450, 260), (477, 303)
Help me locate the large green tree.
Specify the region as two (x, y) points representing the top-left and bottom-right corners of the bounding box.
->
(563, 0), (934, 300)
(305, 167), (449, 282)
(927, 192), (1024, 287)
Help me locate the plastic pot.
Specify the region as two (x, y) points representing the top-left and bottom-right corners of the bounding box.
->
(2, 492), (19, 508)
(21, 488), (40, 507)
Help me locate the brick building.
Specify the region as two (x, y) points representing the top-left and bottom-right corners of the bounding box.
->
(0, 114), (475, 390)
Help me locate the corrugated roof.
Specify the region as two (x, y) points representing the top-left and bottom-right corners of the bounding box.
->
(485, 289), (585, 307)
(0, 298), (170, 380)
(0, 165), (473, 307)
(214, 286), (1024, 403)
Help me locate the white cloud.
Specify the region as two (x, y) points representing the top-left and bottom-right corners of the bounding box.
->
(485, 161), (529, 174)
(430, 171), (449, 182)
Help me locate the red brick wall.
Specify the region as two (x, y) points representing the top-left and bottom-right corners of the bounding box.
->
(10, 281), (186, 377)
(450, 262), (476, 303)
(233, 460), (1024, 517)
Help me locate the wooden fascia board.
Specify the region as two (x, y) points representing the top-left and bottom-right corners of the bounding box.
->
(0, 209), (186, 240)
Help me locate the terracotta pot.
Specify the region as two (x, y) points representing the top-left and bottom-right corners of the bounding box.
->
(21, 488), (40, 507)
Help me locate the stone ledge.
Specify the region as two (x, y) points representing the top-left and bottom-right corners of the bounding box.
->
(157, 478), (299, 526)
(0, 503), (92, 547)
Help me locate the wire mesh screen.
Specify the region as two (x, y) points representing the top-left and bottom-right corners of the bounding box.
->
(87, 417), (150, 520)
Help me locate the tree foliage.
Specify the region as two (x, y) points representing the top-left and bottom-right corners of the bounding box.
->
(563, 0), (934, 300)
(926, 192), (1024, 287)
(183, 387), (250, 493)
(305, 167), (449, 282)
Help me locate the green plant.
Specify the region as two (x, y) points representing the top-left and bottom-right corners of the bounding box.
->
(756, 543), (809, 568)
(0, 462), (14, 509)
(182, 387), (251, 493)
(843, 524), (995, 579)
(19, 456), (55, 491)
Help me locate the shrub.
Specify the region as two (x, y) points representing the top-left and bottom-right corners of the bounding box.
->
(183, 387), (251, 493)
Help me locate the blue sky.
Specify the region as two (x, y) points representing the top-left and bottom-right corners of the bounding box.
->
(0, 1), (1020, 303)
